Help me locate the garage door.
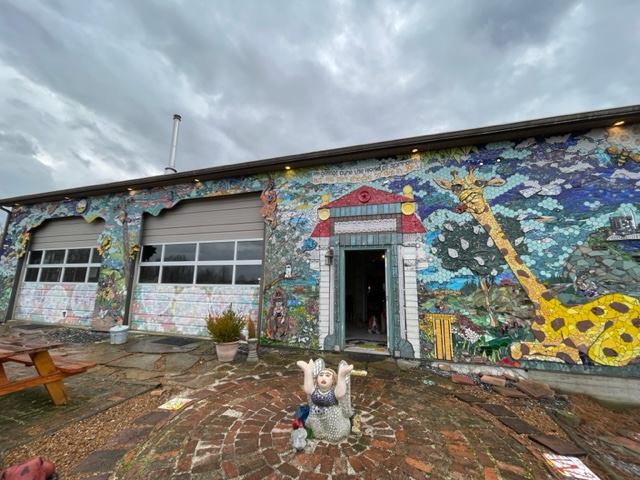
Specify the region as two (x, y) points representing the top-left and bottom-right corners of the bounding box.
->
(14, 216), (104, 326)
(131, 194), (265, 335)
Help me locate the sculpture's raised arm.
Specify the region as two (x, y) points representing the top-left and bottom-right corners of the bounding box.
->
(296, 359), (315, 395)
(334, 362), (354, 400)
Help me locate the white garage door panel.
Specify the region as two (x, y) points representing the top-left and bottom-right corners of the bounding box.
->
(30, 217), (105, 249)
(133, 194), (264, 335)
(15, 216), (104, 326)
(142, 194), (264, 244)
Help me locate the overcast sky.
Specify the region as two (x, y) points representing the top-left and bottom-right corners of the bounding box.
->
(1, 0), (640, 227)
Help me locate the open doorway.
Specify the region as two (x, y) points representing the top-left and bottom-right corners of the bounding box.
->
(344, 249), (388, 353)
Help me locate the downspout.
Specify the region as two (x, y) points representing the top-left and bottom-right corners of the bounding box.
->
(0, 206), (11, 322)
(122, 201), (138, 328)
(0, 206), (11, 259)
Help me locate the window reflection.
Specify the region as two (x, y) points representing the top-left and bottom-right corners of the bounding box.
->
(163, 244), (196, 262)
(235, 265), (261, 284)
(196, 265), (233, 284)
(24, 248), (101, 283)
(236, 241), (263, 260)
(162, 265), (195, 284)
(198, 242), (234, 261)
(138, 240), (263, 286)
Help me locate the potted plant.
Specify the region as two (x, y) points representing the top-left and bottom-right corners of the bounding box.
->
(206, 304), (245, 362)
(246, 317), (259, 363)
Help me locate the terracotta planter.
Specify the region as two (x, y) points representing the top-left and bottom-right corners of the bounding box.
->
(215, 341), (240, 362)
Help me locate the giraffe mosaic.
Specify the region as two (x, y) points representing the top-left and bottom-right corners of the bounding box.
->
(434, 168), (640, 367)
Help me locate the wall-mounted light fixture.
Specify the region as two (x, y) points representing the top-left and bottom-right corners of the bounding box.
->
(612, 120), (625, 126)
(325, 247), (334, 266)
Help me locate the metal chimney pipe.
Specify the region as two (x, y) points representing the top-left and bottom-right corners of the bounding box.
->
(165, 114), (182, 174)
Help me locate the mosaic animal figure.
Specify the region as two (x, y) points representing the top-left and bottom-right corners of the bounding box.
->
(260, 178), (277, 229)
(434, 168), (640, 366)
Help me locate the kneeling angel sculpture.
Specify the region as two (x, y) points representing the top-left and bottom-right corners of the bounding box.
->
(296, 358), (354, 442)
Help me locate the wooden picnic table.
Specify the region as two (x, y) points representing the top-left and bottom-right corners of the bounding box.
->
(0, 336), (95, 405)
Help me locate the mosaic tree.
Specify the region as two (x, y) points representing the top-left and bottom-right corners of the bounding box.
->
(431, 213), (528, 327)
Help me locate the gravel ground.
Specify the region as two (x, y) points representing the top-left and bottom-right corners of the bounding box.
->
(41, 327), (111, 345)
(2, 390), (170, 479)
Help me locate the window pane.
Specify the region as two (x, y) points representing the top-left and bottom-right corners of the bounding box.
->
(198, 242), (234, 261)
(163, 244), (196, 262)
(67, 248), (91, 264)
(90, 248), (101, 263)
(40, 267), (62, 282)
(141, 245), (161, 262)
(237, 241), (263, 260)
(25, 268), (39, 282)
(139, 266), (160, 283)
(196, 265), (232, 284)
(161, 265), (194, 284)
(28, 251), (43, 265)
(43, 250), (65, 264)
(63, 267), (87, 282)
(88, 267), (100, 283)
(235, 265), (262, 285)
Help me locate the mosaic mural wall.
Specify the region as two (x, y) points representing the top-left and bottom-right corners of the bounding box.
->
(131, 284), (259, 336)
(0, 178), (264, 330)
(13, 283), (96, 325)
(1, 122), (639, 375)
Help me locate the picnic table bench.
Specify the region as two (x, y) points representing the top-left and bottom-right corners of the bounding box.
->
(0, 336), (96, 405)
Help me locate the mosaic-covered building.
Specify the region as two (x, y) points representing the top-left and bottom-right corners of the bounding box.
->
(1, 106), (640, 378)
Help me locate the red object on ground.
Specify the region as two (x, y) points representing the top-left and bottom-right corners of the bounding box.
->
(0, 457), (56, 480)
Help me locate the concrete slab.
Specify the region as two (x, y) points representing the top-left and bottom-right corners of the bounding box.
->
(62, 349), (131, 365)
(169, 372), (226, 389)
(123, 336), (206, 354)
(164, 353), (202, 373)
(122, 369), (164, 381)
(425, 385), (452, 396)
(104, 427), (153, 448)
(497, 417), (542, 435)
(451, 374), (475, 385)
(515, 379), (555, 400)
(529, 434), (586, 456)
(454, 393), (484, 403)
(107, 353), (162, 370)
(134, 411), (172, 426)
(478, 403), (517, 418)
(70, 449), (128, 474)
(493, 386), (530, 398)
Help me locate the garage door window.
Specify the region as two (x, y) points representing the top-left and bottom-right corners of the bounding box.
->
(25, 248), (101, 283)
(138, 240), (263, 286)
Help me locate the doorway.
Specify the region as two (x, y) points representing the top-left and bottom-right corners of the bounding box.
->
(343, 249), (388, 353)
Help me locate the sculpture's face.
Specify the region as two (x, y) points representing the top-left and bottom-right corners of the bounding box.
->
(317, 370), (335, 392)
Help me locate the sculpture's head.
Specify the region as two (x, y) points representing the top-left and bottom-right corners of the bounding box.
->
(433, 167), (505, 215)
(316, 368), (337, 392)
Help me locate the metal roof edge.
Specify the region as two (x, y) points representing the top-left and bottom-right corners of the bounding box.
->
(2, 104), (639, 206)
